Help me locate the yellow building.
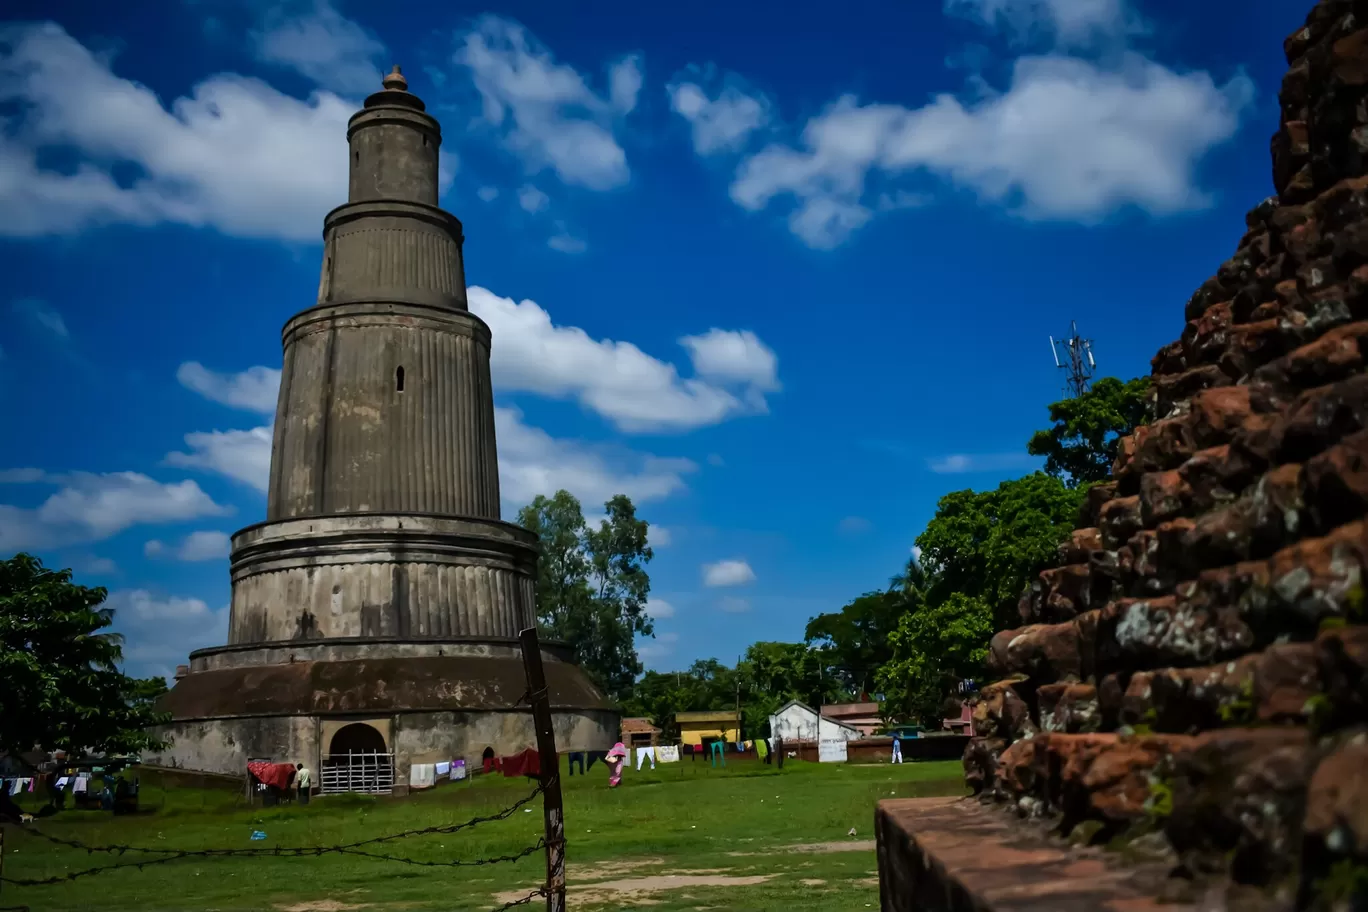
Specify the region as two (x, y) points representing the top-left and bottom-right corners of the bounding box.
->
(675, 710), (741, 745)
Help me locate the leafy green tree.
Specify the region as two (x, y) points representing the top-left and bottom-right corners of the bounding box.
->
(877, 592), (993, 727)
(803, 586), (909, 698)
(1, 554), (170, 761)
(517, 490), (656, 701)
(1027, 376), (1151, 486)
(916, 472), (1084, 632)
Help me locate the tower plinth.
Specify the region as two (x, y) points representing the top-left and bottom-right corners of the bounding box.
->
(152, 71), (616, 786)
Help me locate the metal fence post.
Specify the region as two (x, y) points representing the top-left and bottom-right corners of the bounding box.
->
(518, 627), (566, 912)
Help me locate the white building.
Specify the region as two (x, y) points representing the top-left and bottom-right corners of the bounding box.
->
(768, 700), (864, 745)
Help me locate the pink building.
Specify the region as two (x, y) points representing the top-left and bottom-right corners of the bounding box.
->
(942, 702), (975, 737)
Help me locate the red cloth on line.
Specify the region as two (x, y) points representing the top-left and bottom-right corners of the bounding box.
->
(500, 748), (540, 779)
(247, 762), (295, 790)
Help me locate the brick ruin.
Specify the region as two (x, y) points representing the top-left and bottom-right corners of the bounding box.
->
(950, 1), (1368, 908)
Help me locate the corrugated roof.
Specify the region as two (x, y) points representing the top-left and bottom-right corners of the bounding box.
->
(675, 710), (740, 722)
(822, 702), (880, 716)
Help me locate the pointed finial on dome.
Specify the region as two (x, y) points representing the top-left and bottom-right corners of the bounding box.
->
(382, 65), (408, 92)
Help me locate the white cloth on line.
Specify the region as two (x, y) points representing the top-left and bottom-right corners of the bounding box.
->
(409, 763), (436, 789)
(635, 746), (656, 770)
(435, 761), (451, 777)
(55, 776), (70, 788)
(656, 745), (680, 763)
(7, 779), (20, 796)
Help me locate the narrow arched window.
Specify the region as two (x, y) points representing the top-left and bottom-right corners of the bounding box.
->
(395, 366), (405, 392)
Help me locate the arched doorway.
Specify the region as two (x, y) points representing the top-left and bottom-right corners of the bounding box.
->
(330, 723), (387, 754)
(322, 723), (393, 795)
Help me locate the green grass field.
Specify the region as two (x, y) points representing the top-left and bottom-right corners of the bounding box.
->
(1, 756), (965, 912)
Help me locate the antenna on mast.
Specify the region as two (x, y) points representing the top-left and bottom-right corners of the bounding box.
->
(1049, 321), (1096, 398)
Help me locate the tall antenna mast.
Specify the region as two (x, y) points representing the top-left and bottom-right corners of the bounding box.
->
(1049, 320), (1095, 399)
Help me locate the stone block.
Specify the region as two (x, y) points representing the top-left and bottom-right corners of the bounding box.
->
(1165, 727), (1312, 885)
(1037, 683), (1100, 734)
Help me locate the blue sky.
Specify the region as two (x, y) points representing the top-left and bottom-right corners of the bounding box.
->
(0, 0), (1300, 679)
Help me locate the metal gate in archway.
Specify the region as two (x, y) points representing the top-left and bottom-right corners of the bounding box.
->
(321, 751), (394, 795)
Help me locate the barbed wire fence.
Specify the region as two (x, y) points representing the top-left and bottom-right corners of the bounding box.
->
(0, 627), (570, 912)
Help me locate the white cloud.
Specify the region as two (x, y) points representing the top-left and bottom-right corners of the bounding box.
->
(165, 427), (274, 491)
(702, 559), (756, 588)
(176, 530), (232, 561)
(926, 452), (1041, 473)
(946, 0), (1141, 48)
(706, 453), (725, 467)
(679, 329), (780, 406)
(518, 183), (550, 213)
(730, 53), (1251, 249)
(469, 286), (780, 433)
(668, 75), (770, 155)
(177, 362), (280, 414)
(547, 227), (587, 254)
(477, 185), (500, 202)
(718, 596), (751, 614)
(838, 516), (872, 535)
(12, 298), (69, 338)
(645, 598), (675, 619)
(0, 470), (230, 552)
(496, 406), (695, 508)
(609, 55), (644, 115)
(0, 22), (354, 241)
(251, 0), (386, 95)
(650, 525), (672, 547)
(106, 589), (228, 681)
(454, 16), (634, 190)
(144, 539), (165, 557)
(638, 631), (678, 661)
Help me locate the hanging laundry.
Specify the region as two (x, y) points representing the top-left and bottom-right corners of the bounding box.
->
(634, 746), (656, 770)
(72, 776), (88, 794)
(586, 750), (607, 771)
(452, 760), (467, 781)
(501, 748), (541, 779)
(409, 764), (436, 789)
(435, 761), (451, 778)
(755, 739), (769, 760)
(54, 776), (70, 789)
(246, 762), (294, 790)
(656, 745), (680, 763)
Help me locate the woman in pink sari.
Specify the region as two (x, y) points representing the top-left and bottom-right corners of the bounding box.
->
(605, 742), (628, 787)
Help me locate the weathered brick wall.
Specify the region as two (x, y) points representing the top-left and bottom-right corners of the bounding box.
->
(963, 1), (1368, 905)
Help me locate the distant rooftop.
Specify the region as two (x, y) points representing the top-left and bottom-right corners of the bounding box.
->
(675, 710), (740, 723)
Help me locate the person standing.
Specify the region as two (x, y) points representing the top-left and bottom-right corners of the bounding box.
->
(891, 733), (903, 764)
(295, 763), (311, 805)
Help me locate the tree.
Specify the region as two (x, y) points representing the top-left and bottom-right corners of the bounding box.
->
(1, 554), (170, 762)
(1027, 376), (1152, 486)
(517, 490), (656, 701)
(915, 472), (1084, 632)
(803, 586), (909, 698)
(877, 592), (994, 727)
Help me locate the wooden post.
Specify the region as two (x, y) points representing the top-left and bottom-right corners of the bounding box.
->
(519, 627), (566, 912)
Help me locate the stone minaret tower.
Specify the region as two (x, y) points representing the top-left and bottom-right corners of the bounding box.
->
(155, 69), (613, 782)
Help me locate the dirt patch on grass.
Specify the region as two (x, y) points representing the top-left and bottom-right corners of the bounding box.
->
(573, 857), (665, 881)
(495, 874), (774, 907)
(728, 839), (876, 856)
(275, 903), (369, 912)
(800, 878), (827, 886)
